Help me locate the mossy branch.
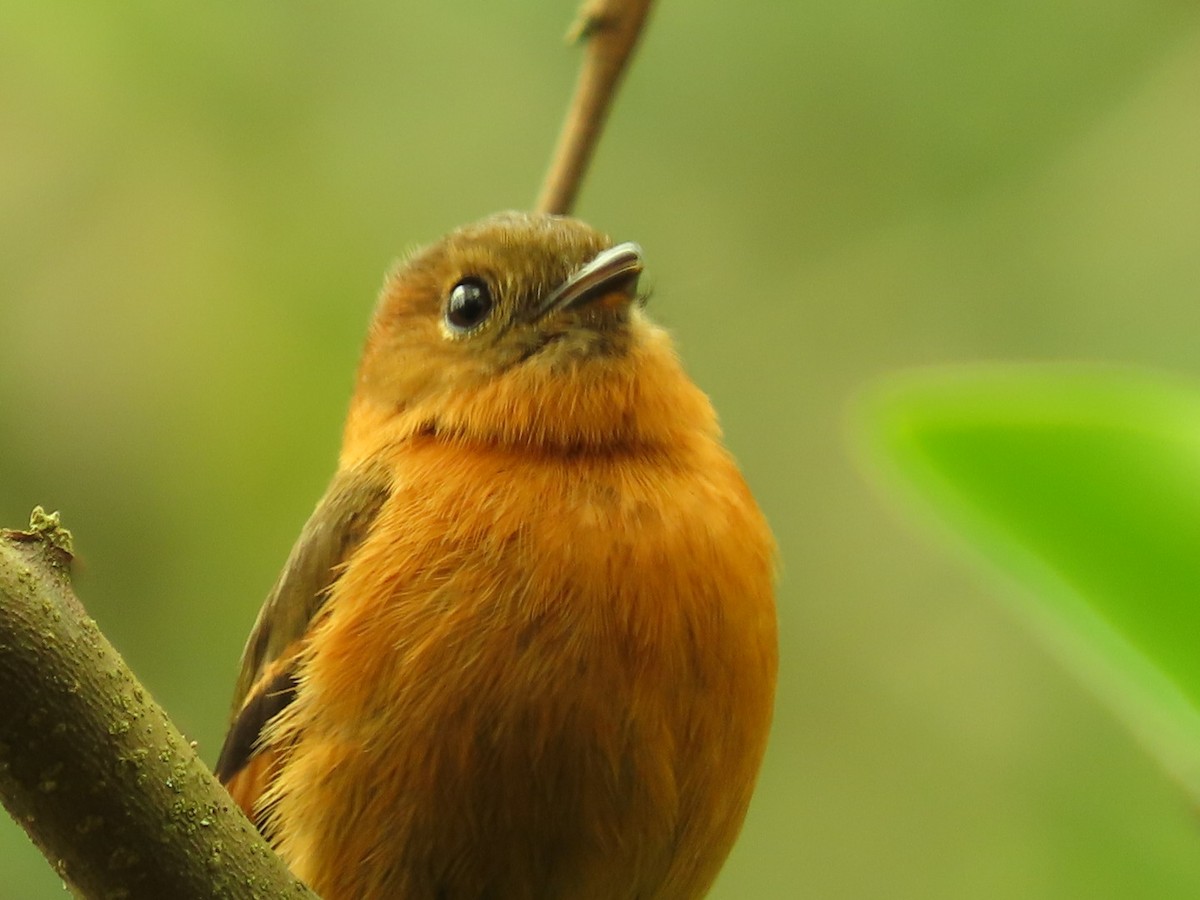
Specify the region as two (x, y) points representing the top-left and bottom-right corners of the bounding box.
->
(0, 509), (317, 899)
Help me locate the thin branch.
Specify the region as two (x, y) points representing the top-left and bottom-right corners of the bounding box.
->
(535, 0), (656, 216)
(0, 509), (317, 900)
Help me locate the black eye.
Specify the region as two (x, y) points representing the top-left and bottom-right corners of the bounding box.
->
(445, 278), (494, 333)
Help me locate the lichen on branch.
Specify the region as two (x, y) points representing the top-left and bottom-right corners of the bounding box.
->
(0, 509), (317, 899)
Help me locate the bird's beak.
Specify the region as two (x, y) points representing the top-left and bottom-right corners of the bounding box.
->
(535, 242), (644, 320)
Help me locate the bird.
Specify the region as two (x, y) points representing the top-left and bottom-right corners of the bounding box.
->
(214, 210), (777, 900)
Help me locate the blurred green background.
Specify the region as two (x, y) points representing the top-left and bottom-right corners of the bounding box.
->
(3, 1), (1200, 897)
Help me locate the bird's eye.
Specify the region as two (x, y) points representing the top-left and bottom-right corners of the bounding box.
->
(445, 278), (494, 333)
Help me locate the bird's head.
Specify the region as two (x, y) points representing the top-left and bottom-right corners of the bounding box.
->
(343, 211), (716, 459)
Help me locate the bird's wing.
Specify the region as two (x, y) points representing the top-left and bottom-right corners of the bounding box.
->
(214, 463), (391, 818)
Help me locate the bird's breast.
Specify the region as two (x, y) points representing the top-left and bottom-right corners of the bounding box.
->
(267, 436), (776, 900)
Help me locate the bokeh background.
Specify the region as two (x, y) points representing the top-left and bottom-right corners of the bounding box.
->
(3, 1), (1200, 896)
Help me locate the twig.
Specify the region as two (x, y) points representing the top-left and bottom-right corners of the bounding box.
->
(535, 0), (656, 216)
(0, 509), (317, 900)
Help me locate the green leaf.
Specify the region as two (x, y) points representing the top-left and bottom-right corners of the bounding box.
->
(864, 365), (1200, 799)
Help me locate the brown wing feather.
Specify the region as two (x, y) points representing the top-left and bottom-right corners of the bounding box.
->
(215, 463), (390, 810)
(214, 661), (298, 783)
